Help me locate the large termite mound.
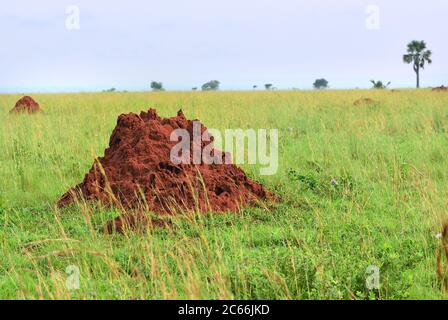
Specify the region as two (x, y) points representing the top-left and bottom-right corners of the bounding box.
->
(58, 108), (274, 232)
(10, 96), (41, 114)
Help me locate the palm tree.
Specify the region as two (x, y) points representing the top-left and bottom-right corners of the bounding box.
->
(403, 40), (432, 88)
(370, 80), (391, 89)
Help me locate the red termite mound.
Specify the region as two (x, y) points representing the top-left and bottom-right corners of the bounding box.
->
(353, 98), (377, 106)
(10, 96), (41, 114)
(58, 108), (274, 232)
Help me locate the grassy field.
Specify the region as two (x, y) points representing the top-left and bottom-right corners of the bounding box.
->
(0, 89), (447, 299)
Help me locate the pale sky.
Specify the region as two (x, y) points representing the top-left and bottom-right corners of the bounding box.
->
(0, 0), (447, 92)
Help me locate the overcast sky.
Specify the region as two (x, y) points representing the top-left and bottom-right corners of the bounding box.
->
(0, 0), (446, 92)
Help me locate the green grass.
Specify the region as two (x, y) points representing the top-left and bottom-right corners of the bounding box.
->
(0, 89), (447, 299)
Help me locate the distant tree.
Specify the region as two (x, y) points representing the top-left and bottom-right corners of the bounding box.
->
(253, 85), (258, 90)
(370, 80), (391, 89)
(313, 78), (329, 89)
(201, 80), (220, 91)
(103, 88), (116, 92)
(403, 40), (432, 88)
(150, 81), (164, 91)
(192, 87), (198, 91)
(264, 83), (273, 90)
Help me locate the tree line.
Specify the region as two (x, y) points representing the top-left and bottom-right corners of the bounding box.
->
(313, 40), (432, 90)
(103, 40), (433, 93)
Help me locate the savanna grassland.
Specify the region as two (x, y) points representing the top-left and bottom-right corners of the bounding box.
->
(0, 89), (448, 299)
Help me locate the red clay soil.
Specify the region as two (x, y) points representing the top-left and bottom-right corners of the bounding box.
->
(58, 108), (274, 233)
(433, 85), (448, 92)
(10, 96), (41, 114)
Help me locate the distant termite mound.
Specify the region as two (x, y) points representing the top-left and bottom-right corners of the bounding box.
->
(58, 108), (275, 233)
(353, 98), (377, 106)
(433, 85), (448, 92)
(10, 96), (41, 114)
